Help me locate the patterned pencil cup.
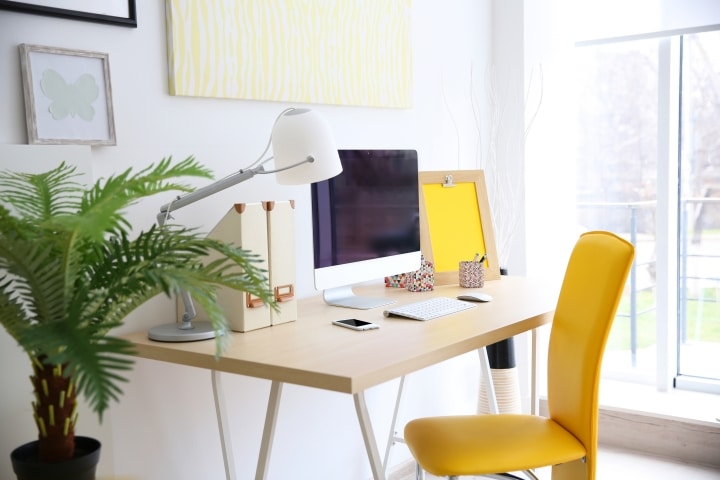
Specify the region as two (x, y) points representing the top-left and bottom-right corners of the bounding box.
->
(459, 261), (485, 288)
(407, 255), (434, 292)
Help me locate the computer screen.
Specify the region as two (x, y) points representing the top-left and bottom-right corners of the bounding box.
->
(311, 149), (421, 309)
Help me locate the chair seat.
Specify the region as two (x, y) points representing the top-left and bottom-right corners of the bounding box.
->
(404, 414), (587, 477)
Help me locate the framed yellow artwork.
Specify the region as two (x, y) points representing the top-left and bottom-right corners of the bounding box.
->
(165, 0), (413, 108)
(418, 170), (500, 285)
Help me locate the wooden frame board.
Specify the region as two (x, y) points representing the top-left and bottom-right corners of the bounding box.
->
(418, 170), (500, 285)
(19, 44), (116, 146)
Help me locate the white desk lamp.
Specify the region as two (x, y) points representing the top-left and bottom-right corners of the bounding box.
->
(148, 108), (342, 342)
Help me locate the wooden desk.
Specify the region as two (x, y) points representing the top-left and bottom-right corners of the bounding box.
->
(124, 276), (556, 480)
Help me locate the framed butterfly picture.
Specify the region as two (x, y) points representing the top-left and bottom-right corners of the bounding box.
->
(19, 44), (116, 146)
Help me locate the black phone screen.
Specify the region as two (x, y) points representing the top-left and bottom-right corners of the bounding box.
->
(337, 319), (373, 327)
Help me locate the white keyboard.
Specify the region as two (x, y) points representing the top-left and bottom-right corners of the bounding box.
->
(383, 297), (477, 321)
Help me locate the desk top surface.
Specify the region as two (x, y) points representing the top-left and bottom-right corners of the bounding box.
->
(123, 276), (557, 394)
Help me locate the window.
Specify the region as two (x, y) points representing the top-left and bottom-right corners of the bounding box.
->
(573, 29), (720, 392)
(677, 30), (720, 391)
(574, 38), (659, 383)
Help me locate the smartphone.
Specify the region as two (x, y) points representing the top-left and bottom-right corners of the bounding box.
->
(332, 319), (380, 331)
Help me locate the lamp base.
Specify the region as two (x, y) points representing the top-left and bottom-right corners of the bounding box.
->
(148, 321), (216, 342)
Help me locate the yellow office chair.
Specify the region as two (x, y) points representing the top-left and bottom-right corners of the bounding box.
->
(404, 231), (635, 480)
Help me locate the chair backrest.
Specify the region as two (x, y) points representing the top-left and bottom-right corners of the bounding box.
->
(547, 231), (635, 479)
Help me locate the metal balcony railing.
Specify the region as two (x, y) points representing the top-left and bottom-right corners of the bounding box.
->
(576, 201), (656, 367)
(678, 197), (720, 346)
(578, 198), (719, 370)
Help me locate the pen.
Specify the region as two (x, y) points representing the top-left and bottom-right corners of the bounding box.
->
(473, 253), (487, 263)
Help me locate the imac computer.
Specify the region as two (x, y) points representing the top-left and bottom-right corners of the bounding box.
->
(311, 149), (421, 309)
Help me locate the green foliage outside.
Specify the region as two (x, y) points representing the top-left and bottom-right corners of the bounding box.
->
(608, 288), (720, 351)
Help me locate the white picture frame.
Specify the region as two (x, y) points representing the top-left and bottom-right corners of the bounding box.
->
(19, 44), (116, 146)
(0, 0), (136, 27)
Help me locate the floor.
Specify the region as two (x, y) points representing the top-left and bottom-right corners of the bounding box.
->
(396, 446), (720, 479)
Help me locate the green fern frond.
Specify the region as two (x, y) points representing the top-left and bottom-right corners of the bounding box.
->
(0, 161), (83, 220)
(0, 157), (276, 425)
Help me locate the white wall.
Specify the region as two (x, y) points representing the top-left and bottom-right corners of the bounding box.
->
(0, 1), (531, 479)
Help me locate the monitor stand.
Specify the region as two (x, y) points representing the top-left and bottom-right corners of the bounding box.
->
(322, 286), (396, 309)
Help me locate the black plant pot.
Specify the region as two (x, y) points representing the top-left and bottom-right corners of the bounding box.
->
(10, 436), (101, 480)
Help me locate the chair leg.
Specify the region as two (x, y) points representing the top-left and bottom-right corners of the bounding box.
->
(469, 474), (531, 480)
(552, 458), (588, 480)
(414, 467), (538, 480)
(522, 470), (541, 480)
(415, 462), (425, 480)
(484, 474), (528, 479)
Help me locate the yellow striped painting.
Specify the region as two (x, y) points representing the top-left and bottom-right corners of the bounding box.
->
(166, 0), (413, 108)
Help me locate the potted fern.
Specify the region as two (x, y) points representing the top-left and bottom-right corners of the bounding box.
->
(0, 156), (275, 480)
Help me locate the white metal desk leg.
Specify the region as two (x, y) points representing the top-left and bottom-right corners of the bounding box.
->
(478, 347), (499, 414)
(354, 392), (387, 480)
(531, 329), (539, 415)
(383, 375), (407, 472)
(256, 380), (283, 480)
(211, 370), (236, 480)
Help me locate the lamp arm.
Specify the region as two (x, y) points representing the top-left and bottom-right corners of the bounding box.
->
(157, 156), (315, 330)
(262, 155), (315, 175)
(178, 290), (197, 327)
(155, 155), (314, 328)
(156, 164), (264, 328)
(157, 165), (264, 226)
(156, 154), (315, 225)
(148, 107), (340, 342)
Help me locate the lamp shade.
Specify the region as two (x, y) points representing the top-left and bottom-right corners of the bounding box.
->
(271, 108), (343, 185)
